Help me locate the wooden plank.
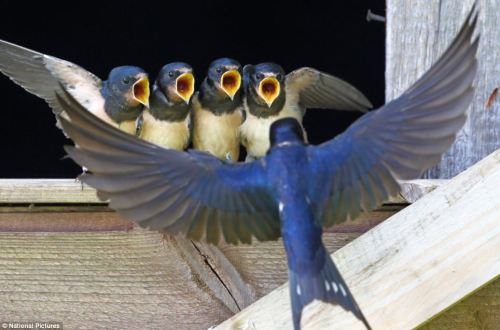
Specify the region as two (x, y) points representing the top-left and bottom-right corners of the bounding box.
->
(418, 277), (500, 329)
(0, 179), (103, 204)
(386, 0), (500, 178)
(0, 219), (390, 330)
(397, 179), (447, 203)
(0, 228), (234, 330)
(0, 204), (398, 233)
(215, 148), (500, 330)
(0, 211), (132, 232)
(0, 178), (440, 204)
(0, 181), (406, 329)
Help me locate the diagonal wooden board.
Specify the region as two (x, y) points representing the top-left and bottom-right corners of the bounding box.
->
(214, 148), (500, 330)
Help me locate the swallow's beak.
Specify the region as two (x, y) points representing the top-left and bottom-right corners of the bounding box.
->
(133, 76), (150, 108)
(258, 76), (280, 108)
(220, 70), (241, 100)
(176, 72), (195, 104)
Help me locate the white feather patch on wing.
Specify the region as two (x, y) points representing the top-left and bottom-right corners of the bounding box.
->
(44, 55), (106, 121)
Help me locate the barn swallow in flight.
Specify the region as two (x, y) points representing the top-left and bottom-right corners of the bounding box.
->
(137, 62), (194, 150)
(240, 62), (372, 160)
(0, 39), (150, 135)
(192, 58), (244, 161)
(56, 6), (477, 329)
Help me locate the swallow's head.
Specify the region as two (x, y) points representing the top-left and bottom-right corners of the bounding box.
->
(157, 62), (195, 104)
(206, 58), (242, 100)
(270, 117), (305, 147)
(107, 66), (150, 108)
(244, 62), (285, 108)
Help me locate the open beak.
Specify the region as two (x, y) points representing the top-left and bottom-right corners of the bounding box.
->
(176, 72), (195, 104)
(133, 76), (150, 108)
(258, 76), (280, 108)
(220, 70), (241, 100)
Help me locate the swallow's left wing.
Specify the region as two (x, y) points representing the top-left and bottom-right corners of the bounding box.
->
(57, 90), (280, 245)
(0, 39), (103, 133)
(285, 67), (373, 112)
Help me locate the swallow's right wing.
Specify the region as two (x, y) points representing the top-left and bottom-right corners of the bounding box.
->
(310, 5), (478, 227)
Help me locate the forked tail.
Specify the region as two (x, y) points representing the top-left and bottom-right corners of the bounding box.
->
(288, 249), (372, 330)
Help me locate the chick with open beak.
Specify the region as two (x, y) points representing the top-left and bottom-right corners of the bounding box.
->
(240, 62), (372, 160)
(192, 58), (244, 161)
(0, 36), (151, 136)
(137, 62), (194, 150)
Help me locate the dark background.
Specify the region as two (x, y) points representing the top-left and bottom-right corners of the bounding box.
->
(0, 0), (385, 178)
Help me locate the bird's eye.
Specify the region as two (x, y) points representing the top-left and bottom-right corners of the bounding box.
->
(168, 71), (174, 77)
(256, 73), (263, 80)
(122, 77), (131, 84)
(216, 67), (222, 74)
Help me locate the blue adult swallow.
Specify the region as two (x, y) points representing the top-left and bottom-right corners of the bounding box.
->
(55, 6), (478, 329)
(0, 39), (150, 135)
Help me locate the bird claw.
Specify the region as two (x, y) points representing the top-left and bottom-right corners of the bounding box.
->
(75, 167), (88, 191)
(225, 152), (234, 162)
(244, 154), (257, 163)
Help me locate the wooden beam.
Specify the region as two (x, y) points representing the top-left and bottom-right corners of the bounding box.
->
(0, 179), (103, 204)
(386, 0), (500, 178)
(214, 148), (500, 329)
(0, 179), (440, 204)
(0, 183), (407, 329)
(419, 277), (500, 329)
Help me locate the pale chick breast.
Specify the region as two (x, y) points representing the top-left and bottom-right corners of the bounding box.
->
(240, 91), (305, 158)
(192, 100), (243, 160)
(139, 110), (190, 150)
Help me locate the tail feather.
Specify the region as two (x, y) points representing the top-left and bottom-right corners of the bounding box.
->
(289, 251), (372, 330)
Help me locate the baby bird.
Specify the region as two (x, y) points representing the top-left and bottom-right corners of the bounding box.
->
(0, 39), (149, 135)
(192, 58), (244, 161)
(240, 62), (372, 159)
(137, 62), (194, 150)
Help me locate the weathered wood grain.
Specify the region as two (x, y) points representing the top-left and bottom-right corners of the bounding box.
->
(0, 229), (374, 330)
(0, 210), (132, 232)
(215, 148), (500, 330)
(0, 207), (399, 329)
(419, 277), (500, 330)
(0, 179), (103, 204)
(386, 0), (500, 178)
(0, 228), (234, 330)
(398, 179), (446, 203)
(0, 178), (438, 204)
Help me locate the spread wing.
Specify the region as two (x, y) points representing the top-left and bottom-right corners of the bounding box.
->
(286, 67), (372, 112)
(56, 89), (280, 245)
(309, 7), (478, 227)
(0, 39), (103, 132)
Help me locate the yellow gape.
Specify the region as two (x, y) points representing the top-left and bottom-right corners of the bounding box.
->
(175, 72), (195, 104)
(259, 76), (280, 107)
(220, 70), (241, 100)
